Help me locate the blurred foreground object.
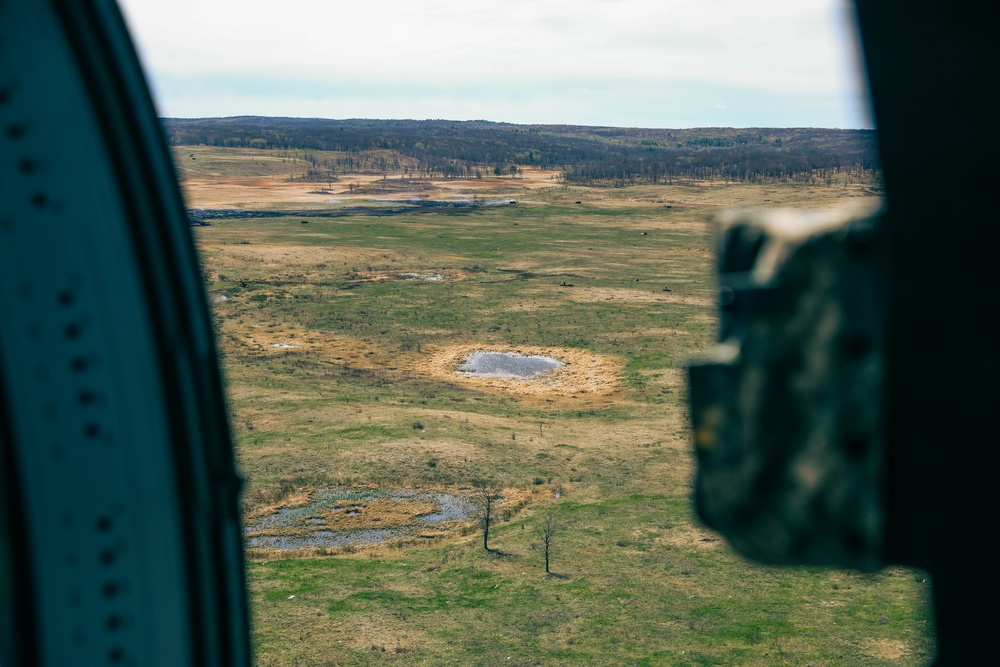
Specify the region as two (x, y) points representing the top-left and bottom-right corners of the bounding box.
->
(0, 1), (249, 665)
(689, 204), (887, 571)
(690, 1), (1000, 664)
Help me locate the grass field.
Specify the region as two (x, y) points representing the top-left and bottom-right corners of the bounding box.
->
(184, 147), (932, 665)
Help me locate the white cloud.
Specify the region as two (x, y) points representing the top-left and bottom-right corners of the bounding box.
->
(117, 0), (870, 126)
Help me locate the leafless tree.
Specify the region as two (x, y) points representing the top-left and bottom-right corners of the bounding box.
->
(535, 509), (558, 574)
(477, 486), (503, 551)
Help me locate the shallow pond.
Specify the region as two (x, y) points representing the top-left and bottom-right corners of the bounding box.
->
(244, 487), (475, 550)
(457, 352), (562, 378)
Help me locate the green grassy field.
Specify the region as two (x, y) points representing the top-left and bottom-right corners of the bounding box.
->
(188, 150), (932, 665)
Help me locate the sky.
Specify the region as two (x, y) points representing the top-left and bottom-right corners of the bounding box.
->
(116, 0), (872, 129)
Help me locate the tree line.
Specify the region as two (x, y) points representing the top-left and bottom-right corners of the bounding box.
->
(164, 117), (880, 185)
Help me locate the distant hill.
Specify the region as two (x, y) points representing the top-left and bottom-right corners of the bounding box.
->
(162, 117), (879, 186)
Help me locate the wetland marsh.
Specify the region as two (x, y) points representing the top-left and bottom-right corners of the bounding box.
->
(182, 145), (932, 666)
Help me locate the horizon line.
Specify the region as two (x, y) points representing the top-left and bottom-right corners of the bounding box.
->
(161, 116), (875, 132)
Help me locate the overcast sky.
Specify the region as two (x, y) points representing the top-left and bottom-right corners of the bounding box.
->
(117, 0), (872, 129)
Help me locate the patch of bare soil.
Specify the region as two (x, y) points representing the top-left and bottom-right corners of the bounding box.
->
(564, 286), (714, 307)
(861, 638), (909, 661)
(424, 344), (624, 402)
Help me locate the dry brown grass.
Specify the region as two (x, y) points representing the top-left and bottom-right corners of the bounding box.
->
(188, 149), (930, 666)
(861, 638), (910, 661)
(181, 167), (563, 209)
(243, 487), (315, 524)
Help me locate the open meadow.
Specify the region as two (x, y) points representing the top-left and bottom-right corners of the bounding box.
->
(181, 146), (932, 666)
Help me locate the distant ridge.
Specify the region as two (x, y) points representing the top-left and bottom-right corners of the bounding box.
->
(163, 117), (879, 185)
